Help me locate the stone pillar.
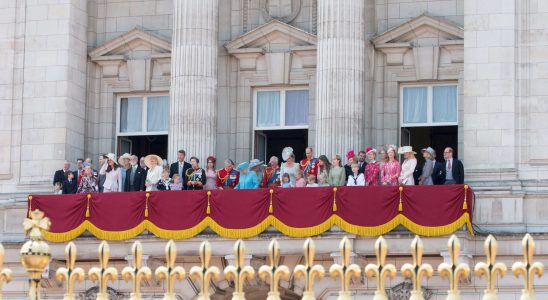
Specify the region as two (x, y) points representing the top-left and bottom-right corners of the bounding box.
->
(169, 0), (218, 162)
(315, 0), (366, 158)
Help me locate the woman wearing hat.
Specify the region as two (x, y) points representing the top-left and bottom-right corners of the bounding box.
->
(118, 153), (131, 192)
(249, 159), (264, 188)
(185, 157), (206, 190)
(103, 153), (123, 192)
(344, 150), (357, 183)
(364, 147), (380, 186)
(280, 147), (298, 185)
(381, 146), (400, 186)
(144, 154), (164, 191)
(419, 147), (435, 185)
(398, 146), (418, 186)
(204, 156), (217, 190)
(235, 162), (259, 189)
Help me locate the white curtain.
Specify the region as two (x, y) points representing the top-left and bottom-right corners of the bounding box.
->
(147, 96), (169, 132)
(285, 90), (309, 126)
(403, 87), (427, 124)
(120, 97), (142, 132)
(433, 86), (457, 123)
(257, 91), (280, 127)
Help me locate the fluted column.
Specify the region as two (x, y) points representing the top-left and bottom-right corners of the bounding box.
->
(315, 0), (366, 158)
(169, 0), (218, 162)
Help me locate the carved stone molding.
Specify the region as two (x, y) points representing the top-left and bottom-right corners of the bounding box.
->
(387, 281), (433, 300)
(81, 287), (125, 300)
(261, 0), (302, 23)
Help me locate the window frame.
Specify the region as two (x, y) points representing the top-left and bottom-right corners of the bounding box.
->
(399, 83), (458, 127)
(253, 87), (310, 131)
(116, 94), (169, 136)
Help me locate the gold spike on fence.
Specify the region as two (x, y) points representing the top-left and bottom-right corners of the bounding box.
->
(258, 239), (290, 300)
(55, 242), (85, 300)
(122, 241), (152, 300)
(224, 239), (255, 300)
(293, 238), (325, 300)
(155, 240), (186, 300)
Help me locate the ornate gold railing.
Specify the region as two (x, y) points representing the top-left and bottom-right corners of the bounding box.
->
(0, 209), (544, 300)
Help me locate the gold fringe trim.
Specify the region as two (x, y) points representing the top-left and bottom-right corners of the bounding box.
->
(400, 213), (474, 237)
(398, 186), (403, 212)
(334, 215), (402, 236)
(463, 184), (469, 210)
(332, 187), (338, 212)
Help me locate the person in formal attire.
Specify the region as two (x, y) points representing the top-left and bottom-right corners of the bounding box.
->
(75, 158), (84, 186)
(185, 157), (206, 190)
(398, 146), (417, 186)
(103, 153), (123, 192)
(344, 150), (357, 182)
(118, 153), (131, 192)
(419, 147), (435, 185)
(235, 162), (259, 189)
(328, 155), (346, 186)
(249, 159), (264, 188)
(317, 155), (331, 180)
(204, 156), (217, 190)
(157, 169), (172, 191)
(216, 159), (239, 190)
(381, 146), (400, 186)
(53, 160), (74, 188)
(280, 147), (298, 185)
(378, 149), (388, 171)
(347, 163), (365, 186)
(263, 156), (281, 188)
(140, 157), (147, 170)
(125, 155), (146, 192)
(170, 150), (192, 190)
(144, 154), (164, 192)
(98, 154), (108, 192)
(364, 147), (380, 186)
(357, 151), (367, 174)
(77, 166), (97, 193)
(299, 147), (319, 177)
(442, 147), (464, 184)
(431, 150), (444, 185)
(62, 171), (78, 194)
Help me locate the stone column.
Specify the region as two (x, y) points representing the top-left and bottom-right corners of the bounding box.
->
(315, 0), (366, 158)
(169, 0), (218, 162)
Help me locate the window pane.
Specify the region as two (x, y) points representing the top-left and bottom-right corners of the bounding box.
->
(257, 91), (280, 127)
(403, 87), (427, 123)
(285, 90), (309, 126)
(120, 97), (143, 132)
(147, 96), (169, 132)
(433, 86), (457, 123)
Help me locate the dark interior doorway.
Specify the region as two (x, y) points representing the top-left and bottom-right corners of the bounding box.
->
(401, 126), (458, 165)
(117, 135), (168, 159)
(254, 129), (308, 164)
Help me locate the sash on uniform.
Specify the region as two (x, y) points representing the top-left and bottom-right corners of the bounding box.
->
(267, 169), (279, 185)
(225, 170), (236, 187)
(303, 158), (318, 174)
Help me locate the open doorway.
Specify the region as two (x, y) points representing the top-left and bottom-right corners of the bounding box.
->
(254, 129), (308, 163)
(117, 135), (168, 159)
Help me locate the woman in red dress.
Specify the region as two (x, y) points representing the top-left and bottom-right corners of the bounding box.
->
(364, 147), (380, 186)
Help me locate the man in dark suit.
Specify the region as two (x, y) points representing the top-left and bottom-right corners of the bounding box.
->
(357, 150), (367, 174)
(441, 147), (464, 184)
(53, 160), (77, 186)
(170, 149), (192, 190)
(125, 155), (146, 192)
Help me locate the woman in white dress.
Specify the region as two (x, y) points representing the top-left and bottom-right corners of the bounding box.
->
(103, 153), (122, 192)
(280, 147), (299, 185)
(144, 154), (164, 192)
(398, 146), (417, 186)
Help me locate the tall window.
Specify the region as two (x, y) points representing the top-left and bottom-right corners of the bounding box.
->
(254, 88), (309, 130)
(117, 95), (169, 135)
(400, 84), (458, 127)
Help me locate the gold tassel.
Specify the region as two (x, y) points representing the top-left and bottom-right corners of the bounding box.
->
(398, 186), (403, 212)
(85, 194), (91, 218)
(463, 184), (468, 210)
(332, 187), (338, 212)
(28, 195), (32, 218)
(207, 191), (211, 215)
(145, 192), (150, 218)
(269, 189), (274, 214)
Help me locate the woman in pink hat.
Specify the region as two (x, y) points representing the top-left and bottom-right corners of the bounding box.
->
(364, 147), (380, 186)
(381, 146), (400, 186)
(344, 150), (357, 184)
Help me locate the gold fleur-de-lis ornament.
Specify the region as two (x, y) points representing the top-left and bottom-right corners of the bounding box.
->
(365, 236), (397, 300)
(329, 237), (361, 300)
(0, 243), (13, 300)
(55, 242), (85, 300)
(122, 241), (152, 300)
(89, 241), (119, 300)
(474, 235), (507, 300)
(294, 238), (325, 300)
(224, 240), (255, 300)
(401, 236), (433, 300)
(438, 235), (470, 300)
(155, 240), (186, 300)
(512, 234), (544, 300)
(258, 239), (290, 300)
(189, 241), (221, 300)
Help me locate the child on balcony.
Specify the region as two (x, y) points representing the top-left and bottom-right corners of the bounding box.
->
(170, 174), (183, 191)
(347, 163), (365, 186)
(281, 173), (293, 188)
(306, 175), (319, 187)
(294, 170), (306, 187)
(317, 173), (329, 187)
(157, 169), (171, 190)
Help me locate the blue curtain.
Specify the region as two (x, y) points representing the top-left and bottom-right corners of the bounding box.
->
(257, 91), (280, 127)
(403, 87), (427, 124)
(147, 96), (169, 132)
(120, 97), (142, 132)
(433, 86), (457, 123)
(285, 90), (309, 126)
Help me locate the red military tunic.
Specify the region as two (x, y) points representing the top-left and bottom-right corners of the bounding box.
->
(299, 158), (319, 177)
(216, 167), (239, 189)
(263, 167), (281, 188)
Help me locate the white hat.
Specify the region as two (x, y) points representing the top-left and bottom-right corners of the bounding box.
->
(120, 153), (131, 160)
(249, 159), (264, 169)
(421, 147), (435, 156)
(106, 153), (118, 165)
(282, 147), (294, 161)
(398, 146), (416, 154)
(144, 154), (163, 169)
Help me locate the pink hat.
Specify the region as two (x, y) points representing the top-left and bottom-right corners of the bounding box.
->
(346, 150), (355, 159)
(366, 147), (377, 155)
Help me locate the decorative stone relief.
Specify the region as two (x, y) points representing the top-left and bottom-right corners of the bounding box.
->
(261, 0), (301, 23)
(387, 281), (433, 300)
(81, 287), (125, 300)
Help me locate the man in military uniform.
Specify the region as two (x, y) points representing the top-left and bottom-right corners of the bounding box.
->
(263, 156), (281, 188)
(299, 147), (319, 177)
(216, 159), (239, 189)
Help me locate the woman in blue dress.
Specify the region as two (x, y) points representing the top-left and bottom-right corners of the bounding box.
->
(235, 162), (259, 189)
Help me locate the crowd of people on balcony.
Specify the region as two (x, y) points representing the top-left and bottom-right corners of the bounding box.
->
(52, 145), (464, 194)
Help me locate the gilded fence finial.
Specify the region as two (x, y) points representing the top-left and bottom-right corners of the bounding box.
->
(294, 238), (325, 300)
(512, 234), (544, 300)
(224, 239), (255, 300)
(189, 241), (220, 300)
(401, 236), (433, 300)
(438, 235), (470, 300)
(89, 241), (119, 300)
(329, 237), (361, 300)
(0, 244), (13, 300)
(365, 236), (396, 300)
(122, 241), (152, 300)
(155, 240), (186, 300)
(258, 239), (290, 300)
(55, 242), (85, 300)
(20, 209), (51, 300)
(474, 235), (507, 300)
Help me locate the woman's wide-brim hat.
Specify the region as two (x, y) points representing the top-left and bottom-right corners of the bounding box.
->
(249, 159), (264, 169)
(144, 154), (163, 169)
(237, 161), (250, 171)
(282, 147), (294, 161)
(398, 146), (417, 154)
(106, 153), (118, 165)
(365, 147), (377, 155)
(421, 147), (435, 157)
